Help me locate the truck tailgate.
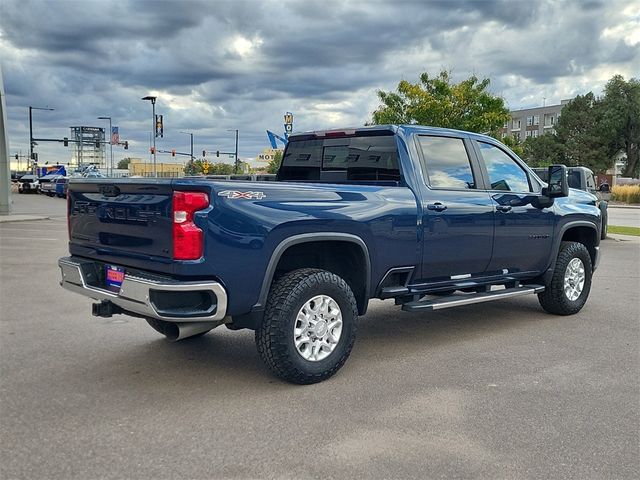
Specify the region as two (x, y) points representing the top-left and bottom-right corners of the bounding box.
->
(68, 180), (174, 260)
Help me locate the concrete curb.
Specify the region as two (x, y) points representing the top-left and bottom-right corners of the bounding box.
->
(607, 204), (640, 209)
(0, 215), (50, 223)
(606, 233), (640, 242)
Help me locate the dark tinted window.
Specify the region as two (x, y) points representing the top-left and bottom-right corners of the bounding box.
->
(568, 171), (581, 189)
(478, 142), (531, 192)
(418, 136), (476, 189)
(279, 135), (401, 182)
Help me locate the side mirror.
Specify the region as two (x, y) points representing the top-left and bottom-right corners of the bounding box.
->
(544, 164), (569, 198)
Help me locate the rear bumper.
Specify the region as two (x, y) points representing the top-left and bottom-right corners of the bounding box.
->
(58, 256), (228, 323)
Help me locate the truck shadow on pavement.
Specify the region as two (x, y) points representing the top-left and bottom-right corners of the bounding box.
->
(73, 297), (551, 392)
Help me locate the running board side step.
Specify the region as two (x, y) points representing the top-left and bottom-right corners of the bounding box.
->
(401, 285), (545, 312)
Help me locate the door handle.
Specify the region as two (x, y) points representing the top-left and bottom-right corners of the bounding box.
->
(496, 205), (512, 213)
(427, 203), (447, 212)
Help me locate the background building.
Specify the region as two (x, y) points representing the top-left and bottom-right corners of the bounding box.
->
(501, 99), (572, 141)
(70, 126), (105, 167)
(128, 157), (183, 177)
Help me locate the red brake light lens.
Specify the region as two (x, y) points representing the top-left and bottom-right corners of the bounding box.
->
(172, 191), (209, 260)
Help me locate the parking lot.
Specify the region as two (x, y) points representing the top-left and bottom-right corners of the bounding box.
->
(1, 195), (639, 479)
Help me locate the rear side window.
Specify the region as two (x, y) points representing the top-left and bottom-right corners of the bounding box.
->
(417, 136), (476, 189)
(278, 135), (401, 183)
(478, 142), (531, 192)
(568, 171), (581, 189)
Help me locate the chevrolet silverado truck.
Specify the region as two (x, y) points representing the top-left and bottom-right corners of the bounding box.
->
(59, 125), (601, 384)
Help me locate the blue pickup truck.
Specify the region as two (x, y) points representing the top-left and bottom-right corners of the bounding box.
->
(59, 125), (601, 384)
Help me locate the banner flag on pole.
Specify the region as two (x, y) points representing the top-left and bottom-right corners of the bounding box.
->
(111, 126), (119, 145)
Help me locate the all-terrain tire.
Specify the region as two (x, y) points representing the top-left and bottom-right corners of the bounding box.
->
(538, 241), (592, 315)
(255, 268), (358, 384)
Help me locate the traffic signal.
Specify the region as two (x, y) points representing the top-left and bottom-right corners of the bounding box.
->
(63, 137), (69, 147)
(150, 146), (156, 154)
(124, 141), (129, 150)
(31, 152), (38, 160)
(96, 141), (100, 148)
(216, 150), (220, 157)
(171, 149), (176, 157)
(14, 154), (18, 160)
(202, 150), (206, 157)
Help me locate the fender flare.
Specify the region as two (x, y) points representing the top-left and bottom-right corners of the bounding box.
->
(253, 232), (372, 312)
(544, 220), (599, 282)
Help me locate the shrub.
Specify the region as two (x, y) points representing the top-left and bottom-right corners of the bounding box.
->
(611, 184), (640, 204)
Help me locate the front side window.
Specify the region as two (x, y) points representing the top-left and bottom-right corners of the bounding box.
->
(478, 142), (531, 192)
(418, 136), (476, 189)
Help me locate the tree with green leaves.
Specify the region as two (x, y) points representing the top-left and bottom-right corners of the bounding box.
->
(501, 135), (524, 158)
(183, 159), (235, 176)
(521, 134), (565, 167)
(554, 92), (611, 172)
(267, 150), (283, 174)
(117, 157), (132, 170)
(370, 70), (510, 136)
(598, 75), (640, 177)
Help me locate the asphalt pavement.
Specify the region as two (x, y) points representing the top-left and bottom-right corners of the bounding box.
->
(608, 205), (640, 228)
(1, 194), (639, 479)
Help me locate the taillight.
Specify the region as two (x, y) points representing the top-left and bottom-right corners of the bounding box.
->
(172, 191), (209, 260)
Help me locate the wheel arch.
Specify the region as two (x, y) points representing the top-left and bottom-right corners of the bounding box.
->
(543, 221), (599, 284)
(254, 233), (371, 315)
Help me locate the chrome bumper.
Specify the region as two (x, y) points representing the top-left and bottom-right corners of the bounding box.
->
(58, 256), (228, 323)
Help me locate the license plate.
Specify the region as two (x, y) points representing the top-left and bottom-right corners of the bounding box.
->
(105, 265), (125, 291)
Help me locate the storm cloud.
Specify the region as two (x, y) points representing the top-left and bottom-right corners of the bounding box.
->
(1, 0), (638, 165)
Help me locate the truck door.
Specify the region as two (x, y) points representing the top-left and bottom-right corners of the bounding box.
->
(415, 134), (494, 281)
(474, 140), (555, 275)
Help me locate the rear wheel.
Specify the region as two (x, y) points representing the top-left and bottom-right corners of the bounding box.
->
(255, 268), (358, 384)
(538, 241), (592, 315)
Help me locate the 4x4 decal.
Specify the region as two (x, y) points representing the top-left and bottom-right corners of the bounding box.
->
(217, 190), (266, 200)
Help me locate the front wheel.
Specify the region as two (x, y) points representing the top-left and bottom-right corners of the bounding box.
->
(255, 268), (358, 384)
(538, 241), (592, 315)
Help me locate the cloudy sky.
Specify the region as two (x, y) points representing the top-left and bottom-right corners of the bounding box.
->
(1, 0), (638, 168)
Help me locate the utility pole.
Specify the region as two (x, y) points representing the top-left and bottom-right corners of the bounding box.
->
(142, 96), (157, 177)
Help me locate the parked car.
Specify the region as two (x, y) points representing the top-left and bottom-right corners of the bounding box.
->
(55, 177), (69, 198)
(532, 166), (608, 239)
(39, 175), (61, 196)
(17, 174), (39, 194)
(59, 125), (601, 384)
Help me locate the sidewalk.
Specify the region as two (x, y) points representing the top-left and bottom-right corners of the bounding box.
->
(0, 214), (50, 223)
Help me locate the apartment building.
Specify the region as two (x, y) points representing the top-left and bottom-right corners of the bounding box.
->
(501, 99), (572, 141)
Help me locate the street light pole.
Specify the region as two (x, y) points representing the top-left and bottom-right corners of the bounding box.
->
(142, 96), (157, 177)
(180, 131), (194, 162)
(97, 116), (112, 176)
(28, 106), (54, 172)
(227, 129), (239, 173)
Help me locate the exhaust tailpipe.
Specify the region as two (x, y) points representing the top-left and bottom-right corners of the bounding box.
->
(165, 321), (222, 341)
